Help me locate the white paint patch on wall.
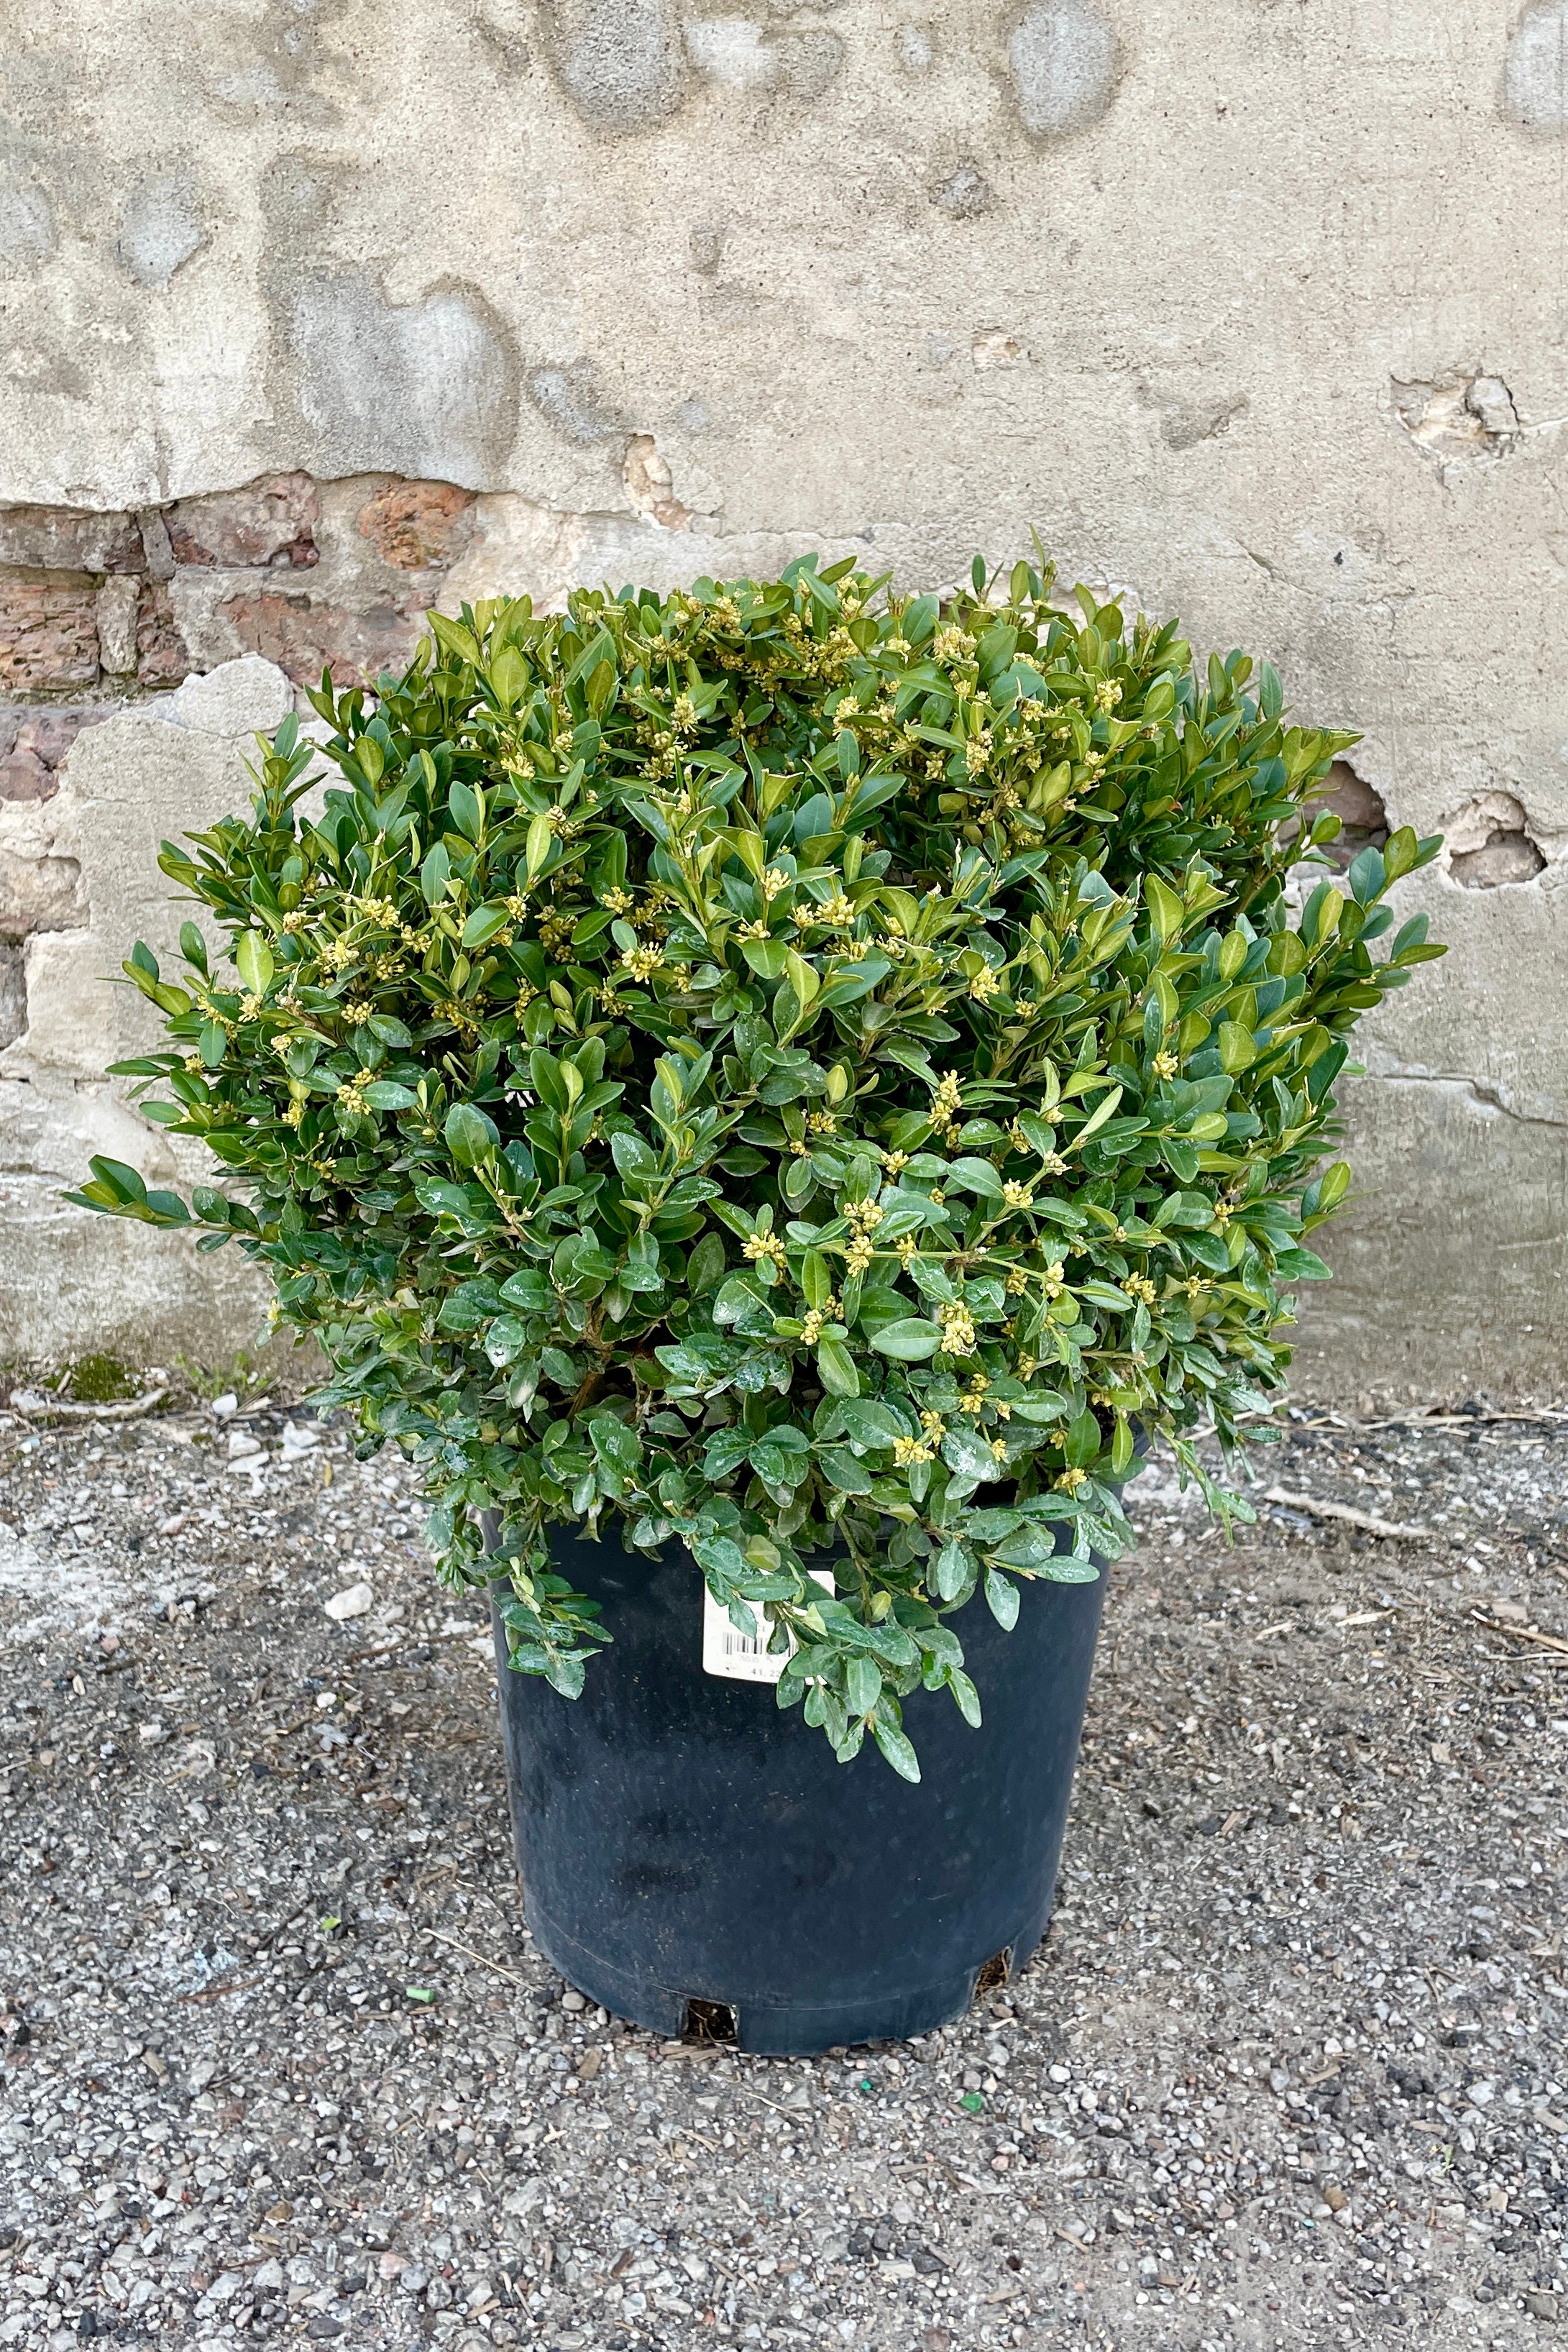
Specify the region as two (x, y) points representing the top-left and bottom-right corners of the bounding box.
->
(1007, 0), (1121, 138)
(116, 174), (207, 290)
(685, 17), (780, 90)
(1505, 0), (1568, 133)
(288, 278), (518, 487)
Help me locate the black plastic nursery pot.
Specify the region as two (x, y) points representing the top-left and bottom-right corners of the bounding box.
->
(490, 1512), (1127, 2056)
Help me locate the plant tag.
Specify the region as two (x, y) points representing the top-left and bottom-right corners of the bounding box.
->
(702, 1570), (835, 1683)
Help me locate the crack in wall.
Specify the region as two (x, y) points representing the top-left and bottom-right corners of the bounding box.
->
(1361, 1069), (1568, 1132)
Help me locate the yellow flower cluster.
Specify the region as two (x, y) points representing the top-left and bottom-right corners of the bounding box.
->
(350, 894), (400, 927)
(936, 1298), (977, 1356)
(930, 1071), (961, 1123)
(743, 1230), (787, 1269)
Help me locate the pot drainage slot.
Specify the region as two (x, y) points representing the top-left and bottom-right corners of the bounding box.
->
(975, 1948), (1012, 1995)
(682, 1997), (738, 2045)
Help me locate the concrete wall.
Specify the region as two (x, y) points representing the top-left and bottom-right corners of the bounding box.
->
(3, 0), (1567, 1394)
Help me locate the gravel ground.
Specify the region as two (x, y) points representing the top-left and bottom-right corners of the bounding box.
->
(1, 1388), (1567, 2352)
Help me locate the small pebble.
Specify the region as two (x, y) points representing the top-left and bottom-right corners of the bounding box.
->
(324, 1580), (374, 1621)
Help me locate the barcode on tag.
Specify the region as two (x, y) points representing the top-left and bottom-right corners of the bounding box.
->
(702, 1569), (835, 1683)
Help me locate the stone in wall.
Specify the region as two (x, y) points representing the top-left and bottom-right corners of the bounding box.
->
(0, 938), (23, 1051)
(1444, 792), (1548, 888)
(0, 469), (488, 718)
(134, 582), (191, 687)
(0, 582), (101, 692)
(96, 575), (141, 677)
(165, 472), (320, 569)
(0, 182), (55, 275)
(1390, 373), (1520, 467)
(218, 591), (426, 690)
(0, 710), (96, 805)
(0, 787), (86, 942)
(356, 480), (475, 571)
(0, 669), (283, 1360)
(0, 508), (144, 573)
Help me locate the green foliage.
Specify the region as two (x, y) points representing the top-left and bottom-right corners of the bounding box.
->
(175, 1346), (270, 1405)
(63, 1353), (139, 1404)
(68, 557), (1444, 1775)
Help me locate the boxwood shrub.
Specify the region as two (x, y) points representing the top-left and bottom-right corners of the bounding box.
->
(71, 556), (1443, 1777)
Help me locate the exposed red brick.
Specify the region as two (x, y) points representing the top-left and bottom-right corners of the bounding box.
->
(356, 479), (476, 571)
(1302, 759), (1388, 872)
(136, 580), (191, 686)
(0, 749), (55, 802)
(164, 472), (320, 570)
(13, 708), (96, 769)
(0, 581), (99, 691)
(0, 505), (144, 574)
(221, 592), (426, 690)
(1311, 760), (1387, 836)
